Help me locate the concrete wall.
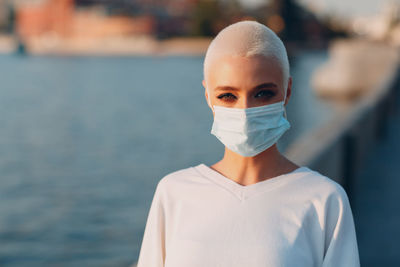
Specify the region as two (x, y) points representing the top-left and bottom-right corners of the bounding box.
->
(285, 63), (399, 204)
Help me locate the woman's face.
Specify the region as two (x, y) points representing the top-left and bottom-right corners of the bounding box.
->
(203, 54), (291, 114)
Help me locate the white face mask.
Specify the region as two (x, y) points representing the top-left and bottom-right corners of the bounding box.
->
(210, 99), (290, 157)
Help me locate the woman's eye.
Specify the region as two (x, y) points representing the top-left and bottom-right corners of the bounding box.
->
(255, 90), (275, 98)
(217, 93), (237, 101)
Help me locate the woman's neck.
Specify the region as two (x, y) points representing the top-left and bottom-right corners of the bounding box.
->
(210, 144), (299, 186)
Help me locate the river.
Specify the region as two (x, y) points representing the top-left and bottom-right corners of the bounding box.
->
(0, 50), (334, 266)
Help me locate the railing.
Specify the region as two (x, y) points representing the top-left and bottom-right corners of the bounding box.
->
(284, 60), (399, 205)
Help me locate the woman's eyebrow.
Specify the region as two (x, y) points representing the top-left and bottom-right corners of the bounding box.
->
(252, 82), (278, 91)
(214, 86), (240, 92)
(214, 82), (277, 92)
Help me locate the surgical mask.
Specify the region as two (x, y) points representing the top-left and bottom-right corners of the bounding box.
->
(210, 98), (290, 157)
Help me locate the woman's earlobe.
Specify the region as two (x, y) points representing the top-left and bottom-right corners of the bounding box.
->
(203, 80), (214, 113)
(205, 89), (211, 109)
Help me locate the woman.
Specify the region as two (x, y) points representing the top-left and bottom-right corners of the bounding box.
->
(136, 20), (360, 267)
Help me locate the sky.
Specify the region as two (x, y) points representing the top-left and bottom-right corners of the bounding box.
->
(238, 0), (400, 18)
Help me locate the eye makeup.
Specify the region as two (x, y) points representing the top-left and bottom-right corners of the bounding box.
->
(217, 93), (237, 101)
(255, 89), (276, 99)
(216, 90), (276, 103)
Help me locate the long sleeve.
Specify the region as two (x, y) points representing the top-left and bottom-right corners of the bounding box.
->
(136, 181), (166, 267)
(322, 185), (360, 267)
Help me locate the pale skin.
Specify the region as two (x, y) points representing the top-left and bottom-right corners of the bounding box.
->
(202, 54), (300, 186)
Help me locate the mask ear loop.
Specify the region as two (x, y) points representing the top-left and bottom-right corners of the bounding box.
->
(283, 87), (288, 120)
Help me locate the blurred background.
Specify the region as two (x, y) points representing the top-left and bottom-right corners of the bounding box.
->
(0, 0), (399, 266)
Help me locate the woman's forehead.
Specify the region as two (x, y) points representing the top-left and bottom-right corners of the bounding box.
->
(206, 54), (284, 91)
(212, 54), (281, 70)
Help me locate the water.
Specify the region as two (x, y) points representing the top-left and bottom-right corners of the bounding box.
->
(0, 51), (333, 266)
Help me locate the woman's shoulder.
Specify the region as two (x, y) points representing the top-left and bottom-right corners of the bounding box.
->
(297, 166), (350, 204)
(155, 164), (204, 192)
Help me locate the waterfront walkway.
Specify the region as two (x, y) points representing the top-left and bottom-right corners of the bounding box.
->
(352, 88), (400, 266)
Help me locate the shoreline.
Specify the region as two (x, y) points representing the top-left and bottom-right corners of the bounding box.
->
(0, 35), (213, 56)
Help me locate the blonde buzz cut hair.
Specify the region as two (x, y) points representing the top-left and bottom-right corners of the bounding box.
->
(203, 20), (290, 94)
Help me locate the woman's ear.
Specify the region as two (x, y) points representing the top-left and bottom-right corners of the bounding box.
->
(203, 79), (212, 109)
(285, 77), (293, 106)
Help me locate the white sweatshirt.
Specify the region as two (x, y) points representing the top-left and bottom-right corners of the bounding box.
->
(136, 164), (360, 267)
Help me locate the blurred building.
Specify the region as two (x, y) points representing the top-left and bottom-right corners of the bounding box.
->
(0, 0), (9, 30)
(15, 0), (156, 41)
(0, 0), (15, 33)
(350, 1), (400, 46)
(16, 0), (74, 38)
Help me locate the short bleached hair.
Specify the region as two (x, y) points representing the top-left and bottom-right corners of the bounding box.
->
(203, 20), (290, 93)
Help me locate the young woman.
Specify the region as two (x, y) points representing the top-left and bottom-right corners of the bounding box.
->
(136, 20), (360, 267)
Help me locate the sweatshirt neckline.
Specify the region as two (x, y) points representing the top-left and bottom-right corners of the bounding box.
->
(194, 163), (310, 201)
